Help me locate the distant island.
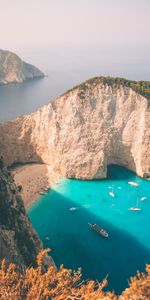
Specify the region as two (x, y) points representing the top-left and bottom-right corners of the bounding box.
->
(0, 49), (44, 85)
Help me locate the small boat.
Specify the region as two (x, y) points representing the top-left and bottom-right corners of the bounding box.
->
(69, 207), (78, 211)
(45, 237), (49, 240)
(88, 223), (109, 238)
(40, 191), (45, 195)
(140, 197), (147, 201)
(109, 192), (115, 198)
(128, 198), (141, 211)
(128, 207), (141, 211)
(128, 181), (139, 187)
(118, 187), (122, 190)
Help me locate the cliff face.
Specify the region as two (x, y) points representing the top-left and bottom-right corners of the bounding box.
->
(0, 49), (44, 85)
(0, 159), (47, 269)
(0, 78), (149, 179)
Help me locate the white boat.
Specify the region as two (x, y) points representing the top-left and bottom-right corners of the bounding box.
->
(109, 191), (115, 198)
(40, 191), (45, 195)
(140, 197), (147, 201)
(128, 181), (139, 187)
(69, 207), (78, 211)
(128, 198), (141, 211)
(128, 207), (141, 211)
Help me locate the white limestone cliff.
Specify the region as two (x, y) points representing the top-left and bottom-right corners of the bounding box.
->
(0, 78), (149, 179)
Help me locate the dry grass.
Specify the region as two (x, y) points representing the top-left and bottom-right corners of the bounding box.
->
(0, 249), (150, 300)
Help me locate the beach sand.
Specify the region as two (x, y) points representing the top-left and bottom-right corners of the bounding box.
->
(12, 163), (58, 208)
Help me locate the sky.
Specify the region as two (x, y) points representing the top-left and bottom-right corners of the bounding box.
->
(0, 0), (150, 79)
(1, 0), (150, 48)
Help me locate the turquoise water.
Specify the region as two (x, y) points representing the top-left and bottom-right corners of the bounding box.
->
(28, 165), (150, 294)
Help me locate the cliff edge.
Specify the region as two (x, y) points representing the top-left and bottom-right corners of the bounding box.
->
(0, 49), (44, 85)
(0, 158), (54, 269)
(0, 77), (149, 179)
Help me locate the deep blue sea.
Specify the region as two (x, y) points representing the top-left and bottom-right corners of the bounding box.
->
(28, 165), (150, 294)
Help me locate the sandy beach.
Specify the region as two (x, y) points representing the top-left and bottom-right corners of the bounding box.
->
(12, 163), (58, 208)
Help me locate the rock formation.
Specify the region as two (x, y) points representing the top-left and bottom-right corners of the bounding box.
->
(0, 158), (54, 269)
(0, 77), (149, 179)
(0, 49), (44, 85)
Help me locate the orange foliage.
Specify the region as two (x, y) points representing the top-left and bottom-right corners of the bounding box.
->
(0, 249), (149, 300)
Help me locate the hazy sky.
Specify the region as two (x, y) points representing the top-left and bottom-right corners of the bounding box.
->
(0, 0), (150, 121)
(1, 0), (150, 49)
(0, 0), (150, 80)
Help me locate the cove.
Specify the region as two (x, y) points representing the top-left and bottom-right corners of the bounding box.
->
(28, 165), (150, 294)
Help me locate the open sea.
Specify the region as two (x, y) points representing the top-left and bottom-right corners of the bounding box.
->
(28, 165), (150, 294)
(0, 45), (150, 121)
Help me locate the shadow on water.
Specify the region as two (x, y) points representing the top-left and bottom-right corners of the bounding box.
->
(107, 165), (137, 181)
(29, 189), (150, 295)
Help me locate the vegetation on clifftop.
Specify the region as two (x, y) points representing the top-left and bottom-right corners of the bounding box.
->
(98, 77), (150, 101)
(0, 249), (150, 300)
(65, 76), (150, 102)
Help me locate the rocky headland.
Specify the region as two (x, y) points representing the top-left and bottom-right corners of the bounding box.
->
(0, 49), (44, 85)
(0, 77), (149, 183)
